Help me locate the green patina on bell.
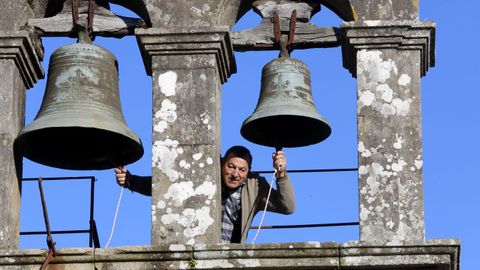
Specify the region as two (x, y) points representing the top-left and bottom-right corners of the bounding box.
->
(16, 41), (143, 170)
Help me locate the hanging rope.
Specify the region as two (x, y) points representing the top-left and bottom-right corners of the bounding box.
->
(251, 169), (277, 244)
(104, 186), (124, 248)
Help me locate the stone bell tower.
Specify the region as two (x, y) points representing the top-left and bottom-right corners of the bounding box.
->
(0, 0), (460, 269)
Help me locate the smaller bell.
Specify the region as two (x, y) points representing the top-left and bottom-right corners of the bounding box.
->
(241, 56), (331, 148)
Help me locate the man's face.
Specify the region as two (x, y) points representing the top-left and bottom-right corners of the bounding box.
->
(221, 154), (250, 190)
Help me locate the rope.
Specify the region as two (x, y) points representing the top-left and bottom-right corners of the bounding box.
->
(251, 169), (277, 244)
(105, 186), (124, 248)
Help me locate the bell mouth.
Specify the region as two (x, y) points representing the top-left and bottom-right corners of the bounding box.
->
(16, 127), (144, 170)
(240, 114), (331, 148)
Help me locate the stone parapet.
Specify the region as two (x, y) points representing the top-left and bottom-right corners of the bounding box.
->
(341, 21), (435, 77)
(0, 240), (460, 269)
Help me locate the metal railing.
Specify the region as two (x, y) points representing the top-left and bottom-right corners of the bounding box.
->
(249, 167), (359, 230)
(20, 176), (100, 248)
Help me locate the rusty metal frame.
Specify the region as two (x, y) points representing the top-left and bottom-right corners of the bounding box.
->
(249, 168), (359, 230)
(20, 176), (100, 249)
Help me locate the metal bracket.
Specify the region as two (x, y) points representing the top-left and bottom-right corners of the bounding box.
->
(273, 10), (297, 57)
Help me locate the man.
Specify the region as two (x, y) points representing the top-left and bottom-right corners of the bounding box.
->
(114, 146), (295, 243)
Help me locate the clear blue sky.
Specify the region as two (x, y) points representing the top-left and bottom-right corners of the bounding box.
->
(19, 1), (479, 269)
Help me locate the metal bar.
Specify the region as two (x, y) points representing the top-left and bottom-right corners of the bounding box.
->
(38, 178), (51, 236)
(22, 176), (94, 181)
(250, 222), (359, 230)
(38, 178), (56, 270)
(87, 0), (95, 38)
(89, 177), (95, 247)
(40, 248), (55, 270)
(90, 220), (101, 248)
(287, 9), (297, 48)
(72, 0), (78, 25)
(273, 12), (281, 45)
(20, 230), (91, 236)
(252, 168), (358, 174)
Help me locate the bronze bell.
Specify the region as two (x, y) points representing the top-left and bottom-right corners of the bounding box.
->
(16, 41), (144, 170)
(241, 56), (331, 148)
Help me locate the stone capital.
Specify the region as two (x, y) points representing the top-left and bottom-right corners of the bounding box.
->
(0, 31), (44, 89)
(135, 27), (236, 83)
(341, 21), (435, 77)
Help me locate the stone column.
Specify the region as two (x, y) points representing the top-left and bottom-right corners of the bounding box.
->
(0, 31), (44, 249)
(136, 27), (235, 245)
(341, 21), (435, 245)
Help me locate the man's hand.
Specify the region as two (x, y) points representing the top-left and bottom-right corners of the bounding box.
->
(272, 150), (287, 177)
(114, 166), (131, 187)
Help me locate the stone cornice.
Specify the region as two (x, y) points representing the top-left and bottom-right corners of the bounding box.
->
(0, 31), (44, 89)
(341, 21), (436, 77)
(0, 240), (459, 269)
(135, 27), (236, 84)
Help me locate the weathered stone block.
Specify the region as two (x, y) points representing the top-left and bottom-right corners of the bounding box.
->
(350, 0), (419, 21)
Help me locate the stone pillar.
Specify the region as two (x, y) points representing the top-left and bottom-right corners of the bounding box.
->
(136, 27), (235, 245)
(341, 21), (435, 245)
(0, 31), (44, 249)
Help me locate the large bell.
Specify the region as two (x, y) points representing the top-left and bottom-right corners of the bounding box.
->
(241, 57), (331, 148)
(16, 42), (144, 170)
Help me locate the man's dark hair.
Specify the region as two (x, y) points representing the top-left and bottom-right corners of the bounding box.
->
(222, 145), (253, 169)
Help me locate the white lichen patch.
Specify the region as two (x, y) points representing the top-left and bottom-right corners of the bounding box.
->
(357, 50), (413, 117)
(179, 160), (191, 169)
(157, 200), (166, 209)
(206, 157), (213, 165)
(195, 181), (216, 199)
(154, 99), (177, 133)
(152, 139), (181, 182)
(363, 20), (382, 26)
(181, 207), (214, 239)
(190, 3), (212, 17)
(398, 74), (411, 86)
(386, 220), (395, 229)
(193, 153), (203, 161)
(358, 50), (397, 84)
(154, 121), (168, 133)
(169, 244), (186, 251)
(393, 134), (404, 149)
(414, 159), (423, 170)
(158, 71), (177, 97)
(200, 112), (210, 126)
(391, 159), (407, 172)
(377, 84), (393, 102)
(391, 98), (411, 116)
(358, 165), (368, 175)
(358, 141), (372, 157)
(358, 90), (375, 108)
(360, 207), (369, 220)
(164, 181), (195, 207)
